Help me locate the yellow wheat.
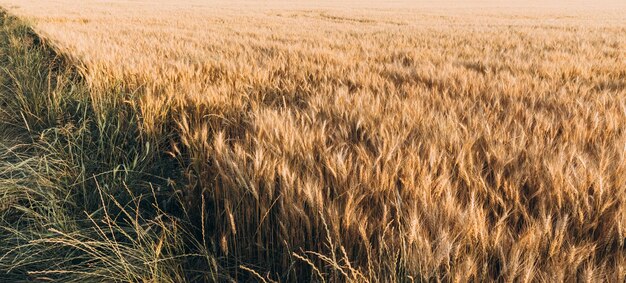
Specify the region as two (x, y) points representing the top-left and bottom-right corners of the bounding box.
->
(1, 0), (625, 281)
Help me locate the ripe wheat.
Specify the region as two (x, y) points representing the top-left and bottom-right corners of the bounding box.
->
(1, 0), (625, 281)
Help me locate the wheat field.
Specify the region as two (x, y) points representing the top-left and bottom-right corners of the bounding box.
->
(0, 0), (625, 281)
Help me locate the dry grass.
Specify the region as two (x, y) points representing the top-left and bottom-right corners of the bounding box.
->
(0, 0), (625, 281)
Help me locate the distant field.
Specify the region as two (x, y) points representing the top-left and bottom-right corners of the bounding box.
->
(0, 0), (625, 281)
